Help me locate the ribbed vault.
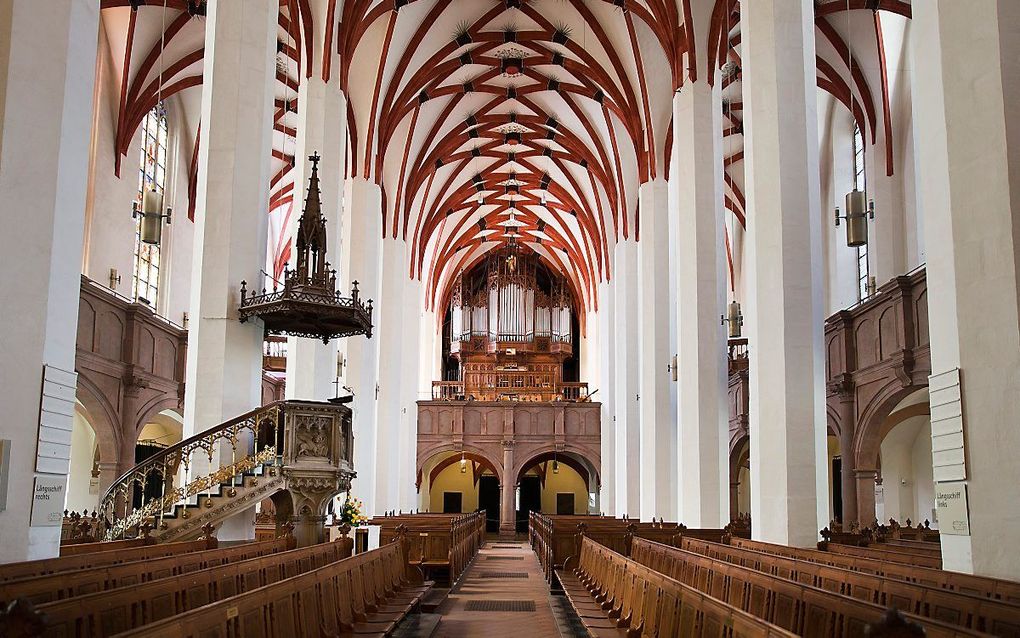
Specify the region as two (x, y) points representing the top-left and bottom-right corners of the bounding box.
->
(97, 0), (912, 313)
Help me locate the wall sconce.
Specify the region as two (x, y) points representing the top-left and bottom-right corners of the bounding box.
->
(460, 451), (467, 473)
(721, 301), (743, 338)
(834, 190), (875, 247)
(133, 188), (171, 246)
(109, 268), (121, 290)
(182, 312), (189, 329)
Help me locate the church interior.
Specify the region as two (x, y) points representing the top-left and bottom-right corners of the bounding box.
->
(1, 0), (1018, 635)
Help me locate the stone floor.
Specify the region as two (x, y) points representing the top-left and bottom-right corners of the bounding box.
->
(431, 540), (586, 637)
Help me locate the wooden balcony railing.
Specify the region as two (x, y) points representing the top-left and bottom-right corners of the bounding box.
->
(263, 335), (287, 372)
(430, 379), (589, 402)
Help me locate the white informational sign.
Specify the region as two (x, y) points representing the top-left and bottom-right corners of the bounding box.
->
(30, 476), (66, 527)
(934, 481), (970, 536)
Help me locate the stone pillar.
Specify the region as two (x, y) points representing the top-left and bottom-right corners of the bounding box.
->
(730, 481), (740, 521)
(638, 180), (675, 521)
(375, 237), (408, 511)
(833, 385), (858, 524)
(672, 78), (729, 528)
(342, 178), (382, 515)
(397, 275), (423, 511)
(613, 241), (641, 519)
(182, 0), (277, 541)
(743, 0), (827, 546)
(911, 0), (1020, 578)
(854, 469), (878, 526)
(596, 280), (616, 515)
(184, 0), (276, 435)
(285, 0), (345, 402)
(0, 0), (99, 562)
(499, 440), (515, 538)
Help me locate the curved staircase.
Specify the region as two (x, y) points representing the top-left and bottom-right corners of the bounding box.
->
(100, 400), (355, 545)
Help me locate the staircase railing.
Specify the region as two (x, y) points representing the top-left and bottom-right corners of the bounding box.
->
(99, 401), (285, 540)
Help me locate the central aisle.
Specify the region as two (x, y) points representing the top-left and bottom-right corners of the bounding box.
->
(434, 540), (577, 637)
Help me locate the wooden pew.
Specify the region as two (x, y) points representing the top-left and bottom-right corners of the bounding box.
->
(681, 537), (1020, 637)
(34, 536), (351, 637)
(528, 512), (728, 580)
(0, 538), (216, 583)
(0, 536), (293, 606)
(821, 541), (944, 569)
(370, 511), (485, 585)
(630, 538), (987, 638)
(732, 537), (1020, 604)
(558, 535), (797, 637)
(59, 538), (151, 557)
(112, 533), (431, 638)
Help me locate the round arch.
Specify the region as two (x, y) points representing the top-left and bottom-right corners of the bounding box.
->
(853, 383), (928, 470)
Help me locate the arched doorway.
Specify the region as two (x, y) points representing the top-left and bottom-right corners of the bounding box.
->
(515, 451), (598, 533)
(66, 402), (100, 514)
(418, 451), (502, 532)
(852, 385), (934, 526)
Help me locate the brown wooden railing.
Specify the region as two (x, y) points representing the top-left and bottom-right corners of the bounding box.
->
(431, 379), (589, 401)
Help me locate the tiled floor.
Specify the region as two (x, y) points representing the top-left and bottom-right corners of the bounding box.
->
(435, 541), (582, 637)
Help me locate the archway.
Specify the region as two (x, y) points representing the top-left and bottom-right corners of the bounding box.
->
(515, 451), (598, 533)
(418, 451), (501, 530)
(66, 402), (100, 514)
(729, 436), (750, 522)
(853, 385), (931, 526)
(869, 390), (935, 527)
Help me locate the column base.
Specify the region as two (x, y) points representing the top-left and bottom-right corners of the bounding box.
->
(498, 526), (517, 540)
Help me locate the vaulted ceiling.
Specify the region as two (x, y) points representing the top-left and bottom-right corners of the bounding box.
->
(98, 0), (912, 316)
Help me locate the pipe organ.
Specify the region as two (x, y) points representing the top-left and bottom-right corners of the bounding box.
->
(439, 243), (585, 402)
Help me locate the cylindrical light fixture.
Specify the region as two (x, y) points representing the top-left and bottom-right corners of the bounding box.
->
(133, 188), (171, 245)
(834, 190), (875, 248)
(721, 300), (743, 338)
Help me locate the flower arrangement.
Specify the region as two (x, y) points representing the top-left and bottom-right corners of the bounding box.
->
(339, 494), (368, 527)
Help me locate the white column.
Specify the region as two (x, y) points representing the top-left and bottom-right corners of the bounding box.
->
(343, 178), (382, 515)
(0, 0), (99, 562)
(613, 241), (640, 518)
(184, 0), (277, 439)
(638, 180), (675, 520)
(743, 0), (827, 546)
(375, 237), (408, 511)
(911, 0), (1020, 579)
(397, 273), (423, 511)
(596, 281), (616, 514)
(672, 83), (729, 528)
(285, 0), (345, 401)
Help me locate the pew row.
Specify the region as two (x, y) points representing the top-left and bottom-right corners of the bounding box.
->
(529, 512), (728, 581)
(681, 537), (1020, 637)
(821, 541), (943, 569)
(558, 536), (797, 637)
(630, 538), (988, 637)
(59, 538), (150, 557)
(370, 511), (485, 585)
(112, 535), (430, 638)
(0, 538), (216, 583)
(0, 536), (294, 606)
(732, 537), (1020, 604)
(35, 536), (351, 637)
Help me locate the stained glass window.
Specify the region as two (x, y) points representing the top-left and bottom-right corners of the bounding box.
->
(133, 102), (168, 306)
(853, 123), (870, 301)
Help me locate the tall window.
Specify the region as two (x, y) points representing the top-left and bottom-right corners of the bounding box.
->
(134, 103), (169, 306)
(853, 123), (869, 300)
